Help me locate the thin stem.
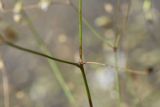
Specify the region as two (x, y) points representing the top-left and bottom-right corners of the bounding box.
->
(113, 0), (122, 106)
(85, 61), (147, 75)
(79, 0), (83, 60)
(80, 65), (93, 107)
(114, 50), (121, 107)
(5, 41), (79, 67)
(78, 0), (93, 107)
(69, 1), (114, 48)
(83, 19), (114, 48)
(20, 7), (77, 105)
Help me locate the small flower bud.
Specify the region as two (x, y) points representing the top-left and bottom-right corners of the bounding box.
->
(39, 0), (51, 11)
(13, 13), (22, 23)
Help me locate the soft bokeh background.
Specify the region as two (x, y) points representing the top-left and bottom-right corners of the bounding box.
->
(0, 0), (160, 107)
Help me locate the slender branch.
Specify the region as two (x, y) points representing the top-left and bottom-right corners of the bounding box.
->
(114, 51), (121, 107)
(113, 0), (122, 106)
(79, 0), (83, 61)
(85, 61), (106, 66)
(85, 61), (147, 75)
(5, 41), (80, 67)
(80, 65), (93, 107)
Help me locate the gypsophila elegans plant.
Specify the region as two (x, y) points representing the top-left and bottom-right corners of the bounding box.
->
(1, 0), (155, 107)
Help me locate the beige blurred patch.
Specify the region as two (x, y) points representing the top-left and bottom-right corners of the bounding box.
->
(58, 33), (67, 43)
(104, 3), (113, 13)
(0, 59), (4, 70)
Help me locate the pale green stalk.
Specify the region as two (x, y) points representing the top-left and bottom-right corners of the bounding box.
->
(13, 0), (77, 104)
(22, 12), (77, 105)
(113, 0), (121, 107)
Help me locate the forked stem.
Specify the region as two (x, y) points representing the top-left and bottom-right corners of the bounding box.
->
(5, 41), (79, 67)
(78, 0), (93, 107)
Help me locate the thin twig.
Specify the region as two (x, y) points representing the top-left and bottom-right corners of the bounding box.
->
(85, 61), (147, 75)
(5, 41), (79, 67)
(114, 50), (121, 107)
(113, 0), (122, 106)
(80, 65), (93, 107)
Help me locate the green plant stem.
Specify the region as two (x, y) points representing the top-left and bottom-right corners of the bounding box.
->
(113, 1), (122, 107)
(6, 39), (94, 107)
(114, 0), (121, 47)
(69, 1), (113, 48)
(80, 65), (93, 107)
(4, 0), (78, 105)
(19, 9), (77, 106)
(6, 41), (79, 67)
(78, 0), (93, 107)
(114, 50), (121, 107)
(79, 0), (83, 60)
(13, 1), (77, 104)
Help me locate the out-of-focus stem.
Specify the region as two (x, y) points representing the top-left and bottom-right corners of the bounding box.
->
(13, 0), (77, 104)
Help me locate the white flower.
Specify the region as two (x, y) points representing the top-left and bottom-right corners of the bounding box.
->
(13, 1), (23, 23)
(13, 13), (22, 23)
(39, 0), (51, 12)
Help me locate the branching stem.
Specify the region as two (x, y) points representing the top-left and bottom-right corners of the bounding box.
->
(5, 41), (80, 67)
(78, 0), (93, 107)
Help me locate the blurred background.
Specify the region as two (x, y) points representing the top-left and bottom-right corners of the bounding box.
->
(0, 0), (160, 107)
